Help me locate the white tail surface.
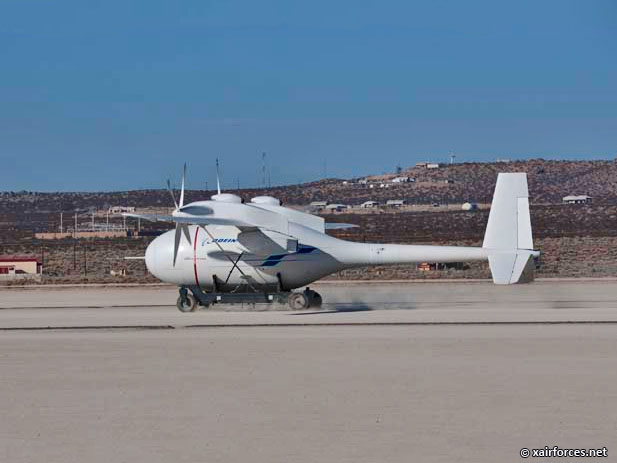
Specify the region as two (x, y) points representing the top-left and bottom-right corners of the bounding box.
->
(483, 173), (536, 284)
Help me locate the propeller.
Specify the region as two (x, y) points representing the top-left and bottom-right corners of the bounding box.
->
(167, 163), (192, 266)
(216, 158), (222, 195)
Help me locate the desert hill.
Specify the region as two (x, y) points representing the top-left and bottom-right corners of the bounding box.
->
(1, 159), (613, 214)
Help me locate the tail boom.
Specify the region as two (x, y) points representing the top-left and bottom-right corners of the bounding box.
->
(328, 172), (537, 285)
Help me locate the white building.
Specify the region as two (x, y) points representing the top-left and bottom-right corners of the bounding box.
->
(310, 201), (329, 209)
(562, 195), (592, 204)
(109, 206), (136, 214)
(360, 201), (379, 208)
(391, 176), (412, 183)
(325, 204), (349, 212)
(426, 163), (440, 169)
(386, 199), (407, 207)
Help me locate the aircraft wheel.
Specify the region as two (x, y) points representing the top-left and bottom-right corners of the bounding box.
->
(177, 294), (197, 312)
(311, 292), (323, 308)
(288, 292), (309, 310)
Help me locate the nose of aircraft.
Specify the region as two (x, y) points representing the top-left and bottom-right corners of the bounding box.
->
(145, 230), (181, 282)
(144, 237), (159, 277)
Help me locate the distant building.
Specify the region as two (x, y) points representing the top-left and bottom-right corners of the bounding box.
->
(417, 262), (465, 271)
(391, 176), (412, 183)
(461, 202), (478, 211)
(386, 199), (407, 207)
(360, 201), (379, 208)
(426, 163), (440, 169)
(562, 195), (592, 204)
(109, 206), (135, 214)
(0, 256), (42, 278)
(310, 201), (329, 209)
(416, 162), (428, 167)
(325, 204), (348, 212)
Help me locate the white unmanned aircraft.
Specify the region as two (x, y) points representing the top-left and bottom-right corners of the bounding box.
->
(126, 166), (539, 311)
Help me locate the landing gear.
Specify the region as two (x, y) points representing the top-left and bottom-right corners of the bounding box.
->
(175, 285), (322, 312)
(288, 292), (309, 309)
(176, 287), (198, 312)
(311, 292), (323, 308)
(288, 287), (322, 310)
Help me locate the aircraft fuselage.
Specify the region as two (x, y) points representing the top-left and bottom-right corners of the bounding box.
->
(145, 223), (489, 291)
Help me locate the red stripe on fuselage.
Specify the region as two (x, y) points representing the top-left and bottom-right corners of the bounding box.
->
(193, 227), (200, 287)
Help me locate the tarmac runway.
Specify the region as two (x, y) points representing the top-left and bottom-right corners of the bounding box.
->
(1, 281), (617, 462)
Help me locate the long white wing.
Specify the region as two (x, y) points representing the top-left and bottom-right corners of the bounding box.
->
(325, 223), (359, 230)
(123, 201), (290, 235)
(123, 213), (175, 222)
(123, 212), (273, 228)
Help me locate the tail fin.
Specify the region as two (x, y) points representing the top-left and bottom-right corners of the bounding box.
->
(483, 173), (538, 284)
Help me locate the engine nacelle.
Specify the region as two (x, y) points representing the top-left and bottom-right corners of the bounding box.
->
(211, 193), (243, 203)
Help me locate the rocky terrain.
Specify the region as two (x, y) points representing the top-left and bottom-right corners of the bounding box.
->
(1, 159), (614, 215)
(1, 159), (616, 284)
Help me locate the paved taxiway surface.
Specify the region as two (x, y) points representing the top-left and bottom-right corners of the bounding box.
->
(1, 281), (617, 462)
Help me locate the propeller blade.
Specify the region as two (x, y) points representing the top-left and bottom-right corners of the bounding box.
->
(166, 179), (179, 209)
(216, 158), (221, 195)
(181, 223), (191, 245)
(179, 163), (186, 208)
(173, 224), (182, 266)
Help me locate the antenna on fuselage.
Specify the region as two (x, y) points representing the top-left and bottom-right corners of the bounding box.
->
(216, 158), (222, 195)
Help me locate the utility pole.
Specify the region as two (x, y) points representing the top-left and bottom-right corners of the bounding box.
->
(91, 211), (94, 230)
(74, 213), (77, 235)
(261, 152), (267, 188)
(60, 212), (63, 233)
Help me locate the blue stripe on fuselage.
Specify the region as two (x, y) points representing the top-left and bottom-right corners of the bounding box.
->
(260, 246), (317, 266)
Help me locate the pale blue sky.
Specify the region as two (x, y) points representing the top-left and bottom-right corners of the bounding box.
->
(1, 0), (616, 191)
